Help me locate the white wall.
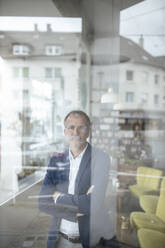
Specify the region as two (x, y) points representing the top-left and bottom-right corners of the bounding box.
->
(119, 62), (165, 111)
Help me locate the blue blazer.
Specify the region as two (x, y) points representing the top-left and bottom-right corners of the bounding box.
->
(38, 144), (110, 248)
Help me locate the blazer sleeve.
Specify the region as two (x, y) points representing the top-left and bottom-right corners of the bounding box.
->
(38, 156), (78, 222)
(56, 150), (110, 216)
(90, 151), (110, 214)
(55, 192), (90, 215)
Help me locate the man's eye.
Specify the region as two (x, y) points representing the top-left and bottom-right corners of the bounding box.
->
(67, 125), (74, 130)
(66, 125), (87, 131)
(80, 126), (87, 132)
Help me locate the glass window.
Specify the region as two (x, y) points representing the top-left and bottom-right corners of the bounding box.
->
(126, 70), (134, 81)
(13, 67), (29, 78)
(141, 71), (148, 82)
(47, 46), (53, 54)
(22, 67), (29, 78)
(45, 45), (62, 55)
(0, 1), (165, 248)
(126, 92), (134, 102)
(13, 44), (29, 55)
(55, 46), (62, 55)
(22, 45), (29, 55)
(54, 67), (62, 77)
(13, 45), (20, 54)
(154, 94), (159, 104)
(45, 67), (62, 78)
(45, 67), (53, 78)
(154, 74), (159, 85)
(142, 55), (149, 61)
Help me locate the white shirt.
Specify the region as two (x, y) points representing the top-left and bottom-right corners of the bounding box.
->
(58, 144), (88, 237)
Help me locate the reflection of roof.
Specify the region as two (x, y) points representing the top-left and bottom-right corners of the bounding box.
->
(0, 31), (79, 58)
(154, 56), (165, 68)
(120, 36), (165, 69)
(1, 30), (164, 70)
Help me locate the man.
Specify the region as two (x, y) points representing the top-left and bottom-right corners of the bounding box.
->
(38, 110), (110, 248)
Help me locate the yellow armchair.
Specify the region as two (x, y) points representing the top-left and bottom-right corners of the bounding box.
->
(129, 166), (163, 198)
(130, 178), (165, 233)
(138, 228), (165, 248)
(139, 195), (159, 214)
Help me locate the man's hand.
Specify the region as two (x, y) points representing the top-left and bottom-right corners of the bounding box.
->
(53, 191), (60, 201)
(53, 185), (94, 217)
(76, 185), (95, 218)
(77, 213), (84, 217)
(86, 185), (94, 195)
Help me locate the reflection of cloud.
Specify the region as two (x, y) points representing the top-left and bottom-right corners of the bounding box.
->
(120, 0), (165, 56)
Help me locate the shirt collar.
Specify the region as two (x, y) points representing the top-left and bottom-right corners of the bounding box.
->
(69, 143), (88, 160)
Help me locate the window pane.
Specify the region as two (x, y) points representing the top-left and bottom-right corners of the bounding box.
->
(0, 1), (165, 248)
(154, 94), (159, 104)
(54, 67), (62, 77)
(154, 74), (159, 85)
(22, 45), (29, 55)
(126, 70), (133, 81)
(142, 71), (148, 82)
(22, 67), (29, 78)
(45, 67), (53, 78)
(126, 92), (134, 102)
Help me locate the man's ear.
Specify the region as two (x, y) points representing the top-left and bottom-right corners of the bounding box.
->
(64, 128), (66, 136)
(87, 127), (91, 137)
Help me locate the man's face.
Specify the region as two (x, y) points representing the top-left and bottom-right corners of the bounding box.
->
(64, 114), (89, 148)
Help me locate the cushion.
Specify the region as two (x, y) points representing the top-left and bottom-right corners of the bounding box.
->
(156, 178), (165, 222)
(130, 212), (165, 233)
(138, 228), (165, 248)
(129, 184), (158, 198)
(137, 167), (163, 190)
(140, 195), (159, 214)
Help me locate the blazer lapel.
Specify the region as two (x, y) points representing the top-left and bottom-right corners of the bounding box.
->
(62, 150), (70, 191)
(74, 143), (91, 192)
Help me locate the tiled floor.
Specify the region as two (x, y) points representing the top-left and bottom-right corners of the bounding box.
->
(0, 180), (140, 248)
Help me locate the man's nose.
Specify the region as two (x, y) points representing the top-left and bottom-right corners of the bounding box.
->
(73, 127), (79, 135)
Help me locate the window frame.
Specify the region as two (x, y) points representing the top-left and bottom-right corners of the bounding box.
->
(126, 70), (134, 81)
(125, 92), (134, 103)
(13, 44), (30, 55)
(45, 45), (63, 56)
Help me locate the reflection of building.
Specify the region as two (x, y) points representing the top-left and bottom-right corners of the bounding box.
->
(118, 36), (165, 131)
(0, 28), (81, 142)
(91, 36), (165, 156)
(0, 2), (147, 247)
(0, 27), (83, 183)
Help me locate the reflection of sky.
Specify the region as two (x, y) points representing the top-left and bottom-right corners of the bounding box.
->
(120, 0), (165, 56)
(0, 17), (82, 33)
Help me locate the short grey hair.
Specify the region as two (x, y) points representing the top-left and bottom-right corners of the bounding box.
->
(64, 110), (91, 127)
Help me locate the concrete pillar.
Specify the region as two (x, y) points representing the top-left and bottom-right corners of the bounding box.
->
(79, 1), (120, 244)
